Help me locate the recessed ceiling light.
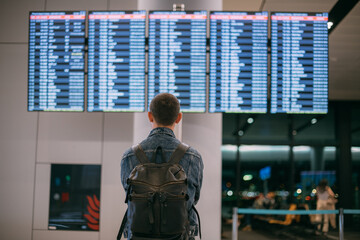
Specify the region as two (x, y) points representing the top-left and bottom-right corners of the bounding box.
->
(247, 118), (254, 124)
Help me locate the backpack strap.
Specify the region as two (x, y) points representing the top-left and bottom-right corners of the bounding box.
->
(117, 209), (128, 240)
(168, 143), (190, 164)
(192, 205), (202, 239)
(132, 144), (149, 164)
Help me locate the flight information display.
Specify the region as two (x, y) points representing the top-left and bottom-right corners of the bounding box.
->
(28, 11), (86, 111)
(148, 11), (207, 112)
(270, 12), (328, 114)
(88, 11), (146, 112)
(209, 11), (268, 113)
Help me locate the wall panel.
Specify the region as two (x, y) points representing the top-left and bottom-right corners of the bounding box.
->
(100, 113), (134, 240)
(36, 112), (103, 164)
(33, 164), (51, 230)
(0, 0), (44, 43)
(109, 0), (137, 10)
(46, 0), (107, 11)
(0, 44), (38, 240)
(223, 0), (262, 11)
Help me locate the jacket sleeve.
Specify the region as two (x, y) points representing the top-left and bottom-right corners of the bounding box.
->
(120, 151), (132, 191)
(194, 154), (204, 205)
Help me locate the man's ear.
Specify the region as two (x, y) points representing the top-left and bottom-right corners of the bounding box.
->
(148, 112), (154, 123)
(175, 112), (182, 124)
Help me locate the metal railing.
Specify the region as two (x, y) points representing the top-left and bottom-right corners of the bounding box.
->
(231, 207), (360, 240)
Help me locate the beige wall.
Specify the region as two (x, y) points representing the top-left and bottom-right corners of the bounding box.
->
(0, 0), (223, 239)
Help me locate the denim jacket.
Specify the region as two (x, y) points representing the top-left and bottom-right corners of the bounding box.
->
(121, 127), (204, 238)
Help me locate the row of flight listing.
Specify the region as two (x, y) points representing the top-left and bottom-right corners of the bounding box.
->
(28, 10), (329, 114)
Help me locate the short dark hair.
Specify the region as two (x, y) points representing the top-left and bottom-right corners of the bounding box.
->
(318, 179), (328, 192)
(150, 93), (180, 126)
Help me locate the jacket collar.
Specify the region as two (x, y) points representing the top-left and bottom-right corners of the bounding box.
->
(149, 127), (175, 138)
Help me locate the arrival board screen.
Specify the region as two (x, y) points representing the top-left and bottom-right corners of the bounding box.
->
(87, 11), (146, 112)
(148, 11), (207, 112)
(28, 11), (86, 111)
(209, 11), (268, 113)
(270, 12), (328, 114)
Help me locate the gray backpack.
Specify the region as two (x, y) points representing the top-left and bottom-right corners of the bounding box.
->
(117, 143), (201, 240)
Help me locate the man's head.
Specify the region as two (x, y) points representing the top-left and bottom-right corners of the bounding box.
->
(148, 93), (182, 129)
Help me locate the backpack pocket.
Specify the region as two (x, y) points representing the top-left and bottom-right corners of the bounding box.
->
(159, 194), (189, 234)
(128, 193), (156, 235)
(128, 192), (189, 237)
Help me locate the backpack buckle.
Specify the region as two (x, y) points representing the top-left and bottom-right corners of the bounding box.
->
(159, 192), (167, 203)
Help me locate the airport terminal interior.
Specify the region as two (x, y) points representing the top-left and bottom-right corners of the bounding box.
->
(0, 0), (359, 240)
(221, 101), (360, 239)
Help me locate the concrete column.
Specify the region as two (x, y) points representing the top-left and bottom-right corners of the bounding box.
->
(335, 102), (353, 223)
(136, 2), (223, 239)
(133, 112), (152, 145)
(182, 113), (222, 240)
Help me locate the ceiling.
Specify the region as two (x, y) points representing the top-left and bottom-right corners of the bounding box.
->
(223, 0), (360, 101)
(222, 101), (360, 147)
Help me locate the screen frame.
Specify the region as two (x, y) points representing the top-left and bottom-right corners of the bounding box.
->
(147, 10), (208, 113)
(208, 11), (269, 114)
(27, 10), (87, 112)
(269, 11), (329, 115)
(86, 10), (147, 113)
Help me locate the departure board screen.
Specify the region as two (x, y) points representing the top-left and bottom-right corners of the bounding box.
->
(209, 11), (268, 113)
(270, 12), (328, 114)
(148, 11), (207, 112)
(28, 11), (86, 111)
(88, 11), (146, 112)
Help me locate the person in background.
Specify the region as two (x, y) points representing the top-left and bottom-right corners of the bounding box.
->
(263, 191), (277, 209)
(241, 193), (266, 231)
(253, 193), (266, 209)
(315, 179), (336, 236)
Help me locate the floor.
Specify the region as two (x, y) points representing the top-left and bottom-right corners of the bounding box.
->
(221, 224), (360, 240)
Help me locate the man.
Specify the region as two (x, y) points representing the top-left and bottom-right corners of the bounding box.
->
(121, 93), (204, 239)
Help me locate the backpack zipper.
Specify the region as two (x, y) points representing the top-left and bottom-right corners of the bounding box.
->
(128, 179), (187, 188)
